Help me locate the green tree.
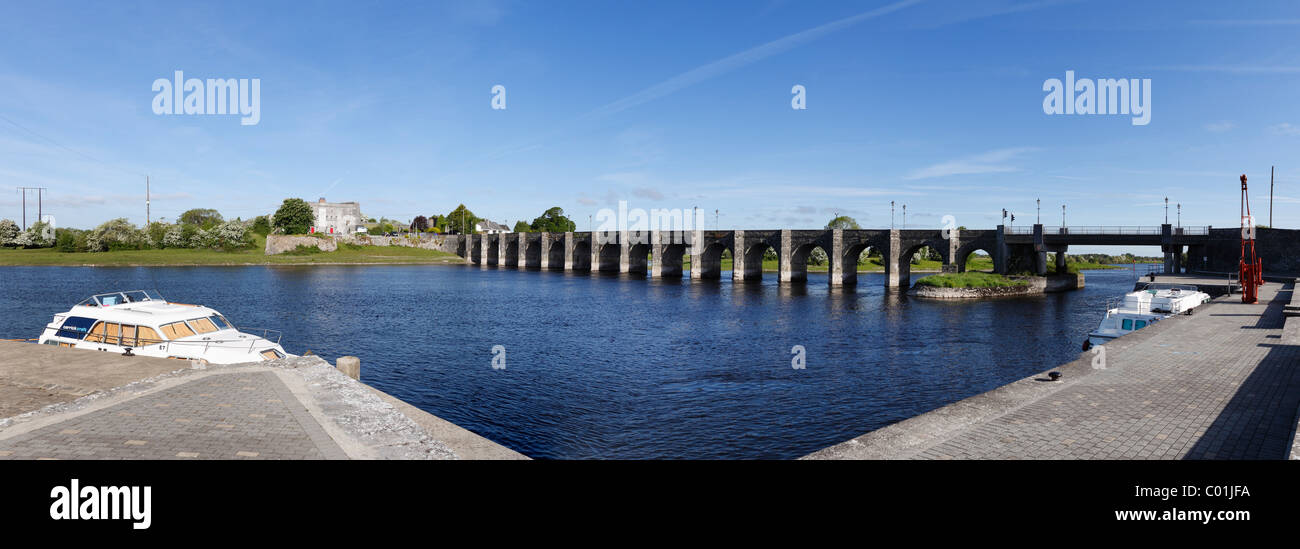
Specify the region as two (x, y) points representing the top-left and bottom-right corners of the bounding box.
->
(825, 216), (861, 230)
(251, 215), (272, 236)
(529, 206), (577, 233)
(446, 204), (479, 234)
(178, 208), (224, 229)
(513, 220), (531, 233)
(273, 198), (316, 235)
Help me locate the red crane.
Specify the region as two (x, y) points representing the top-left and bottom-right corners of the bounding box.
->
(1239, 174), (1263, 304)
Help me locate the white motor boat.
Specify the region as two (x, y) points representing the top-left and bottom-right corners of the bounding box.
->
(1085, 284), (1211, 348)
(37, 290), (293, 365)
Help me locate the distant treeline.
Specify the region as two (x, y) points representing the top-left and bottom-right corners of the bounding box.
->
(1067, 253), (1162, 264)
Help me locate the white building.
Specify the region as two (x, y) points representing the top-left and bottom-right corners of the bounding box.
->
(475, 220), (511, 234)
(311, 198), (363, 235)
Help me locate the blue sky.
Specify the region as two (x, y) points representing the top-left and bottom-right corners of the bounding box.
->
(1, 0), (1298, 253)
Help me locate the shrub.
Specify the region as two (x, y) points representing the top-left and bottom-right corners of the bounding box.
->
(0, 219), (18, 246)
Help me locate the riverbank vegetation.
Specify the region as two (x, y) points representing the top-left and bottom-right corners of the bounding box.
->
(915, 272), (1029, 288)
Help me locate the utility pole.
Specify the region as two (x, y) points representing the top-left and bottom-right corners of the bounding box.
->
(16, 187), (47, 230)
(1270, 166), (1274, 228)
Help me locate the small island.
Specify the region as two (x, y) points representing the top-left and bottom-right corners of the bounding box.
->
(908, 271), (1085, 299)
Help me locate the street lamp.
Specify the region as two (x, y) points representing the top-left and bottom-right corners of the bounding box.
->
(1164, 197), (1169, 224)
(1037, 198), (1040, 224)
(1177, 204), (1181, 228)
(891, 201), (895, 229)
(902, 204), (906, 229)
(1061, 204), (1066, 227)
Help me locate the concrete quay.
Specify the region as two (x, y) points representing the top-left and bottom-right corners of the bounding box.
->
(806, 281), (1300, 460)
(0, 341), (525, 460)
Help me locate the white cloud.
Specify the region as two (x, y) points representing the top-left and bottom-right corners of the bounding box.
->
(904, 147), (1037, 180)
(1270, 123), (1300, 136)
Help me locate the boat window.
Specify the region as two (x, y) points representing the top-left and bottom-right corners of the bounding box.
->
(189, 318), (219, 334)
(208, 315), (232, 330)
(57, 316), (97, 340)
(1121, 319), (1134, 331)
(121, 325), (140, 347)
(86, 322), (106, 343)
(137, 326), (162, 345)
(96, 293), (126, 306)
(102, 323), (121, 345)
(161, 321), (196, 339)
(1135, 320), (1147, 329)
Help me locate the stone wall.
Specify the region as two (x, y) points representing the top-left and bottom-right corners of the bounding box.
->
(1198, 228), (1300, 277)
(264, 235), (338, 255)
(265, 234), (462, 255)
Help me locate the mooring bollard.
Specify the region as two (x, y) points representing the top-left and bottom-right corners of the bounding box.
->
(336, 356), (360, 381)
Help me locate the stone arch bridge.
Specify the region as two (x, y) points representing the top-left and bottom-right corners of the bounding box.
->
(448, 224), (1208, 289)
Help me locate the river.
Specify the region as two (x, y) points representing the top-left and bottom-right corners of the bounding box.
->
(0, 265), (1144, 459)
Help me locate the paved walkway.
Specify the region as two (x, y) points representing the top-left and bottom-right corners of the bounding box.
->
(0, 371), (345, 460)
(0, 343), (527, 460)
(807, 282), (1300, 460)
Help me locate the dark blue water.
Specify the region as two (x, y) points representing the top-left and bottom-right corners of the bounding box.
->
(0, 265), (1140, 459)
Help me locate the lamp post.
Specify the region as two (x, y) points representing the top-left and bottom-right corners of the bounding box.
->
(902, 204), (906, 229)
(1177, 204), (1181, 228)
(891, 201), (895, 229)
(1062, 204), (1066, 228)
(1164, 197), (1168, 224)
(1036, 198), (1040, 224)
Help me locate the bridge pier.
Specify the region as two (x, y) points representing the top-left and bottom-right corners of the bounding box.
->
(732, 230), (764, 282)
(884, 229), (903, 289)
(779, 230), (801, 282)
(690, 232), (724, 279)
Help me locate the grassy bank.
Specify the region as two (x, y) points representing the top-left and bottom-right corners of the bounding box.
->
(915, 272), (1030, 288)
(0, 235), (464, 266)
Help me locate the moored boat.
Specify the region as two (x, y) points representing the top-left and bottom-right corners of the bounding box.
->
(1085, 284), (1211, 348)
(36, 290), (292, 364)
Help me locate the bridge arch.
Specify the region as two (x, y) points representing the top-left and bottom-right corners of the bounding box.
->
(694, 242), (731, 279)
(546, 239), (565, 270)
(503, 237), (519, 267)
(571, 239), (591, 271)
(595, 242), (620, 272)
(523, 238), (542, 268)
(486, 237), (499, 266)
(627, 242), (650, 274)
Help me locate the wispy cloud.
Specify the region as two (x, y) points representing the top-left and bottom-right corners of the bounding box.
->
(1270, 123), (1300, 136)
(1145, 65), (1300, 74)
(1204, 121), (1235, 132)
(584, 0), (924, 120)
(904, 147), (1037, 180)
(1187, 19), (1300, 27)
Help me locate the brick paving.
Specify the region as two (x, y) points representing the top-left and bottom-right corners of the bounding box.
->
(910, 283), (1300, 460)
(0, 371), (347, 460)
